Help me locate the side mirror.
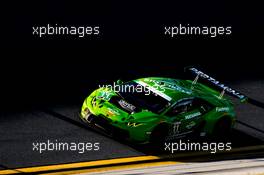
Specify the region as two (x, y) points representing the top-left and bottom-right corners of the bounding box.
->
(116, 79), (123, 85)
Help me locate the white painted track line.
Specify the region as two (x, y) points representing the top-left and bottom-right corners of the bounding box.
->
(77, 158), (264, 175)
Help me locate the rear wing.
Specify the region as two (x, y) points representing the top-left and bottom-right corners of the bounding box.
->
(185, 67), (264, 109)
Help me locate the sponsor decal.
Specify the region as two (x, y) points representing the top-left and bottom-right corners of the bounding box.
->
(159, 81), (191, 94)
(97, 91), (112, 101)
(185, 112), (201, 120)
(107, 108), (120, 116)
(146, 79), (191, 94)
(136, 80), (172, 101)
(118, 99), (136, 112)
(189, 68), (245, 100)
(186, 121), (196, 129)
(216, 107), (229, 112)
(127, 122), (143, 127)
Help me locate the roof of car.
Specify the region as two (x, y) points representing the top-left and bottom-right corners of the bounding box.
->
(134, 77), (226, 105)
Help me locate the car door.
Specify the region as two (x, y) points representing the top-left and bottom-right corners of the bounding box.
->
(165, 98), (212, 138)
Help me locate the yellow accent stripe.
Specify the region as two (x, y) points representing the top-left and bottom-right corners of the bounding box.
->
(0, 145), (263, 174)
(0, 155), (159, 174)
(41, 161), (179, 175)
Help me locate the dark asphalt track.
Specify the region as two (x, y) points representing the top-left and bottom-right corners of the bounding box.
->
(0, 80), (264, 170)
(2, 0), (263, 172)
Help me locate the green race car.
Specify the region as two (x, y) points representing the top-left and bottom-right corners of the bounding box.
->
(80, 68), (252, 144)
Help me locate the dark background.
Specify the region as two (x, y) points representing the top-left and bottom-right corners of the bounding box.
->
(2, 0), (263, 111)
(1, 1), (264, 169)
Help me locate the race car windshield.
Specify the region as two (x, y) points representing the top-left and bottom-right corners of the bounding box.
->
(117, 81), (170, 114)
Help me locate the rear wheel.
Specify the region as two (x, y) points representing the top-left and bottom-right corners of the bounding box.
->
(189, 121), (206, 141)
(213, 117), (232, 140)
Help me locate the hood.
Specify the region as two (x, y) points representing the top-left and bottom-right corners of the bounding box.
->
(92, 87), (159, 122)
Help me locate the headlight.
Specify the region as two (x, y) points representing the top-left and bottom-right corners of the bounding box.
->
(82, 108), (91, 118)
(84, 108), (90, 114)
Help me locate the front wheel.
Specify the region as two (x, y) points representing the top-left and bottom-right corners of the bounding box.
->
(150, 124), (169, 145)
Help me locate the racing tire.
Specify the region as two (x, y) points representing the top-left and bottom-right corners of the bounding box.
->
(150, 123), (169, 145)
(213, 117), (232, 140)
(189, 121), (206, 141)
